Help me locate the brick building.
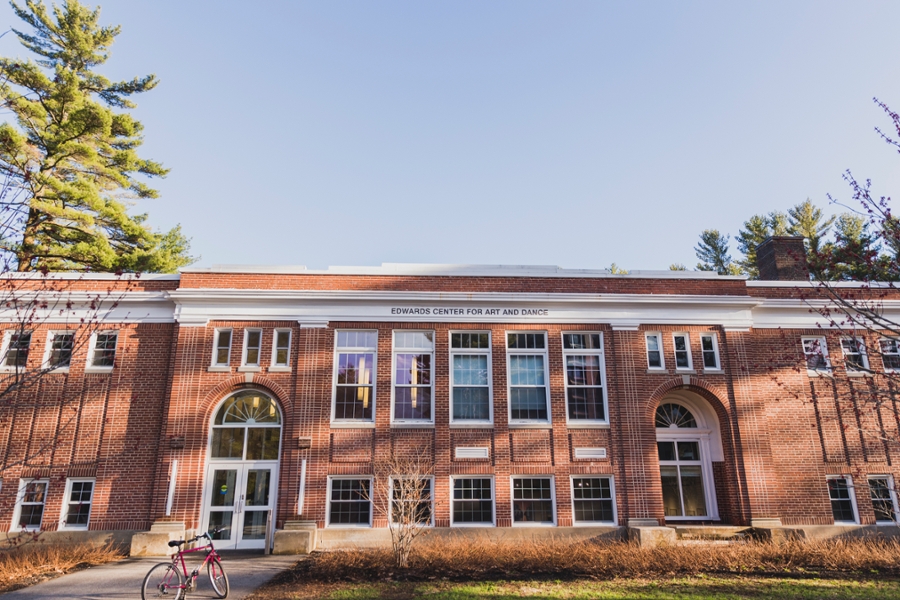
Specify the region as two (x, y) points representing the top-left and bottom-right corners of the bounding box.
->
(1, 237), (898, 551)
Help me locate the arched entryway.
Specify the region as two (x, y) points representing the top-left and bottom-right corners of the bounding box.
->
(655, 391), (722, 521)
(200, 390), (282, 550)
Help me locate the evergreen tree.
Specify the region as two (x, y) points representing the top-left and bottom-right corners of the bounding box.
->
(695, 229), (740, 275)
(0, 0), (194, 272)
(788, 199), (835, 254)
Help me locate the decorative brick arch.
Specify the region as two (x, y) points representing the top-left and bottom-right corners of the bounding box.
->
(199, 375), (293, 425)
(645, 376), (731, 425)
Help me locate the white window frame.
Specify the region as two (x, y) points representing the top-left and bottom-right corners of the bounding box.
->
(450, 475), (495, 527)
(840, 337), (869, 374)
(562, 332), (608, 426)
(699, 333), (721, 371)
(868, 475), (899, 524)
(826, 474), (859, 525)
(672, 333), (693, 371)
(506, 331), (551, 425)
(802, 336), (831, 375)
(389, 475), (435, 527)
(59, 477), (95, 530)
(0, 330), (32, 372)
(645, 332), (665, 370)
(43, 330), (75, 372)
(449, 331), (493, 426)
(331, 330), (378, 425)
(570, 475), (617, 526)
(241, 328), (263, 368)
(391, 331), (435, 425)
(211, 328), (233, 368)
(326, 476), (374, 528)
(85, 331), (118, 372)
(510, 475), (556, 526)
(12, 478), (49, 532)
(880, 338), (900, 372)
(270, 328), (292, 370)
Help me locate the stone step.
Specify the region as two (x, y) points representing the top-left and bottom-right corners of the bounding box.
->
(673, 526), (751, 541)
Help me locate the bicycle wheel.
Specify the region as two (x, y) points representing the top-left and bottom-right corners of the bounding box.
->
(208, 556), (229, 598)
(141, 562), (185, 600)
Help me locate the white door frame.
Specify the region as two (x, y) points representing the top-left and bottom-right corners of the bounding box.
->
(200, 461), (280, 550)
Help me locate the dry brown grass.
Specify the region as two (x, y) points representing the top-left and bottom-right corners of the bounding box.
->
(0, 541), (125, 593)
(281, 537), (900, 584)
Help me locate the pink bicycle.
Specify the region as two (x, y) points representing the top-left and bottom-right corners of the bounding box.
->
(141, 528), (229, 599)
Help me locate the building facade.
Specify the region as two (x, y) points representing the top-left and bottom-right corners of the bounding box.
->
(1, 242), (898, 550)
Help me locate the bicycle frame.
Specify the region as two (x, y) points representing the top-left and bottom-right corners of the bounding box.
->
(169, 535), (222, 591)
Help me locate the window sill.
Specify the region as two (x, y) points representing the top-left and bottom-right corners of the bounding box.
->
(675, 369), (696, 374)
(268, 366), (292, 373)
(702, 369), (724, 374)
(846, 371), (872, 378)
(646, 369), (669, 375)
(807, 369), (833, 378)
(508, 423), (552, 429)
(330, 422), (376, 429)
(208, 366), (231, 373)
(237, 366), (261, 373)
(390, 423), (434, 429)
(449, 422), (494, 429)
(566, 422), (610, 429)
(512, 522), (556, 527)
(43, 366), (70, 373)
(84, 367), (113, 374)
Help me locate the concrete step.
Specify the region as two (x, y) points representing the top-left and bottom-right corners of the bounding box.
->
(673, 526), (751, 541)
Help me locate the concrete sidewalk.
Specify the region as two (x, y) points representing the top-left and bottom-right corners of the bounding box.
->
(0, 551), (300, 599)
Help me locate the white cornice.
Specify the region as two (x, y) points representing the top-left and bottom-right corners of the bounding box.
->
(751, 297), (900, 329)
(0, 291), (175, 324)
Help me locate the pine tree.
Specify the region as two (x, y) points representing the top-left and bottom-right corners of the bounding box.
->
(788, 199), (835, 254)
(0, 0), (194, 272)
(695, 229), (740, 275)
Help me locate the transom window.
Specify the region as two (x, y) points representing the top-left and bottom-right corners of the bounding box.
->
(572, 477), (615, 524)
(3, 331), (31, 368)
(211, 391), (282, 461)
(656, 404), (697, 428)
(392, 332), (434, 423)
(507, 332), (549, 423)
(450, 332), (491, 423)
(333, 331), (377, 422)
(563, 333), (606, 423)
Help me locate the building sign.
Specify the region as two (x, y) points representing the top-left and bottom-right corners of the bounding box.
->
(390, 307), (549, 317)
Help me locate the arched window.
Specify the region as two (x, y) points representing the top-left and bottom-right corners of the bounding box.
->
(655, 403), (697, 428)
(210, 391), (282, 460)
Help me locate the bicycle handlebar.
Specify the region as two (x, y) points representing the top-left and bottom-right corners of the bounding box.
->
(166, 527), (223, 548)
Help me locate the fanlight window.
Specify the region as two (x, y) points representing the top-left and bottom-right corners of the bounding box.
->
(655, 403), (697, 428)
(211, 391), (282, 461)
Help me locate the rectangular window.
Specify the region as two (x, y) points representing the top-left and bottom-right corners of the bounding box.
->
(272, 329), (291, 367)
(333, 331), (377, 422)
(46, 332), (74, 369)
(212, 329), (233, 367)
(563, 333), (606, 423)
(512, 477), (555, 525)
(14, 479), (48, 531)
(391, 477), (433, 526)
(243, 329), (262, 367)
(700, 334), (720, 370)
(507, 332), (549, 423)
(869, 476), (898, 524)
(452, 477), (494, 525)
(840, 338), (868, 372)
(673, 334), (692, 370)
(646, 333), (664, 369)
(3, 331), (31, 368)
(450, 332), (491, 423)
(802, 337), (830, 372)
(827, 476), (858, 524)
(392, 332), (434, 423)
(572, 477), (616, 524)
(61, 478), (94, 529)
(880, 339), (900, 371)
(327, 478), (372, 526)
(88, 331), (118, 368)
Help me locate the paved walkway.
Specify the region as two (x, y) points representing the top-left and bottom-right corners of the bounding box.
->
(1, 551), (300, 599)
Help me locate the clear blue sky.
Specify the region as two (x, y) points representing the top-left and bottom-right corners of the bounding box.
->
(3, 0), (900, 271)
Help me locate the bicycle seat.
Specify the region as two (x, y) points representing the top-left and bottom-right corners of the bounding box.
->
(167, 540), (185, 547)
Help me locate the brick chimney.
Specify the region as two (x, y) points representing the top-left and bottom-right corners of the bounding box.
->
(756, 236), (809, 281)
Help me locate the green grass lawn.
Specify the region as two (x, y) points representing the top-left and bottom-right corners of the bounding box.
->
(259, 576), (900, 600)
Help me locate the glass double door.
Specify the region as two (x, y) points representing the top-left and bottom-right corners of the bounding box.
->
(658, 438), (711, 519)
(202, 462), (278, 550)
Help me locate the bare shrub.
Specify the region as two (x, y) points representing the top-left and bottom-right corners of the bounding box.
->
(287, 537), (900, 583)
(0, 541), (124, 593)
